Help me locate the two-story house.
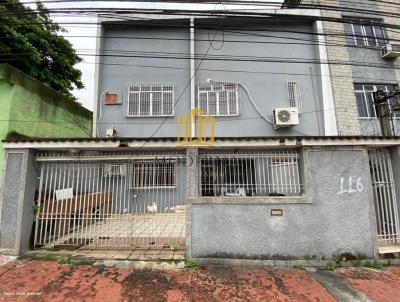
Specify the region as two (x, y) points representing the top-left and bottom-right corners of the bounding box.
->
(93, 10), (339, 138)
(1, 7), (400, 264)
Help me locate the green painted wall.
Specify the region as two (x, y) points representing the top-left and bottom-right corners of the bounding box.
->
(0, 79), (14, 174)
(0, 64), (92, 172)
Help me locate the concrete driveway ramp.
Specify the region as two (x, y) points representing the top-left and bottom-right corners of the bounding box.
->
(310, 269), (373, 302)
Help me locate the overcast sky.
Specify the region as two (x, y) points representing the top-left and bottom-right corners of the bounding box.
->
(22, 1), (281, 110)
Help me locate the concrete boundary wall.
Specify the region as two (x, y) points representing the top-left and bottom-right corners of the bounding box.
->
(0, 145), (395, 261)
(187, 147), (378, 262)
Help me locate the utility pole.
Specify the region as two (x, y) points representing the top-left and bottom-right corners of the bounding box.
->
(373, 89), (400, 136)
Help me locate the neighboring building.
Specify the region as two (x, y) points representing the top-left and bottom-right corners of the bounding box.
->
(1, 8), (400, 264)
(0, 64), (92, 172)
(318, 0), (400, 135)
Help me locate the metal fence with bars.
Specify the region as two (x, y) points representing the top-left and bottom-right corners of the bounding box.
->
(34, 152), (187, 249)
(33, 149), (307, 249)
(198, 150), (303, 197)
(369, 148), (400, 245)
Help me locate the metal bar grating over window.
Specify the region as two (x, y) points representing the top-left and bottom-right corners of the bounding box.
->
(349, 20), (386, 47)
(288, 81), (301, 111)
(131, 161), (176, 189)
(127, 84), (174, 117)
(354, 84), (397, 118)
(199, 151), (302, 197)
(197, 82), (239, 116)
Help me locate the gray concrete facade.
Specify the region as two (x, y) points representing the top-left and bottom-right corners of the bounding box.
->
(188, 147), (378, 261)
(95, 17), (331, 138)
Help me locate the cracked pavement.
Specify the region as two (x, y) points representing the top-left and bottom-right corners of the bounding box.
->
(0, 256), (399, 301)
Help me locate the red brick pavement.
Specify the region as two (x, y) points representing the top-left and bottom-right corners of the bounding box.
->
(0, 258), (399, 302)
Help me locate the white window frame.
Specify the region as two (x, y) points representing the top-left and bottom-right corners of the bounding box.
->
(350, 21), (386, 47)
(197, 82), (239, 116)
(126, 84), (174, 117)
(130, 161), (176, 190)
(355, 84), (397, 119)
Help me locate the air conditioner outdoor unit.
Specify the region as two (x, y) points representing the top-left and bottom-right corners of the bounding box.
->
(104, 163), (127, 177)
(382, 44), (400, 59)
(273, 107), (299, 129)
(106, 127), (117, 137)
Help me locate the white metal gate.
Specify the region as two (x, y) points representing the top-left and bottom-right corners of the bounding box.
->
(369, 149), (400, 245)
(33, 153), (187, 249)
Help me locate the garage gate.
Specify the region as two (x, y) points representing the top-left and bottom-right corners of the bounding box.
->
(33, 152), (188, 249)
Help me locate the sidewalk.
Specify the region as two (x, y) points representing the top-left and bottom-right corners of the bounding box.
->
(0, 256), (399, 301)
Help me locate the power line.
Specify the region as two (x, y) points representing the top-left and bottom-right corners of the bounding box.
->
(3, 12), (400, 46)
(7, 0), (400, 12)
(2, 5), (400, 30)
(3, 1), (400, 41)
(75, 60), (400, 83)
(5, 51), (396, 70)
(2, 24), (398, 49)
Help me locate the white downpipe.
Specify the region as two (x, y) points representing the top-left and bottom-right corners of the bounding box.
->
(92, 18), (103, 138)
(315, 20), (338, 136)
(190, 18), (196, 138)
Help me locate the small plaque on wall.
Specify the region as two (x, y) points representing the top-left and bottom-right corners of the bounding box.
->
(270, 209), (283, 216)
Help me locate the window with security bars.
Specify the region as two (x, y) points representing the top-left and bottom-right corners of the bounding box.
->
(199, 151), (302, 197)
(345, 19), (386, 47)
(127, 84), (174, 117)
(355, 84), (397, 118)
(197, 82), (239, 116)
(131, 161), (176, 189)
(288, 81), (301, 111)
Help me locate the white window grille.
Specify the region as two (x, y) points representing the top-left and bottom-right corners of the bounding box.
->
(355, 84), (397, 118)
(199, 151), (302, 197)
(131, 161), (176, 189)
(197, 82), (239, 116)
(348, 20), (386, 47)
(287, 81), (301, 111)
(127, 84), (174, 117)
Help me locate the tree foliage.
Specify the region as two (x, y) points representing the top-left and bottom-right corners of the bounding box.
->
(0, 0), (83, 99)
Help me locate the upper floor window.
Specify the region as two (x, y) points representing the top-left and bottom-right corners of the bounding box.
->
(355, 84), (396, 118)
(197, 82), (239, 116)
(127, 84), (174, 117)
(347, 20), (386, 47)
